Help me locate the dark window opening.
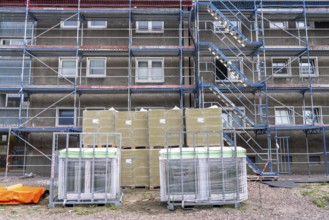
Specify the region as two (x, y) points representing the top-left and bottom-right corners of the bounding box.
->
(309, 155), (321, 164)
(215, 59), (228, 80)
(58, 109), (75, 126)
(314, 22), (329, 28)
(281, 155), (292, 163)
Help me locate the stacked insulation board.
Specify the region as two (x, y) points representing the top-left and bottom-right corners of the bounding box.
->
(148, 109), (183, 147)
(115, 111), (148, 147)
(121, 149), (149, 187)
(185, 106), (223, 147)
(82, 110), (116, 146)
(120, 149), (161, 188)
(159, 147), (248, 204)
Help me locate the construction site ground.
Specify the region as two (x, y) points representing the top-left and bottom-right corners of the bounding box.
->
(0, 175), (329, 219)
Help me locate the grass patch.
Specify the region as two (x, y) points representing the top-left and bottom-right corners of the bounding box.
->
(107, 204), (118, 211)
(300, 183), (329, 209)
(302, 191), (315, 197)
(73, 206), (101, 216)
(313, 198), (326, 208)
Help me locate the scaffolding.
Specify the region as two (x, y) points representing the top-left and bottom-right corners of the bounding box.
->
(0, 0), (328, 176)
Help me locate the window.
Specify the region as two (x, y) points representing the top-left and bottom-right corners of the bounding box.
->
(272, 58), (291, 77)
(213, 20), (240, 33)
(60, 20), (79, 29)
(87, 58), (106, 77)
(222, 108), (245, 128)
(215, 57), (242, 81)
(299, 57), (318, 77)
(57, 108), (75, 126)
(59, 57), (78, 78)
(303, 107), (321, 125)
(136, 21), (164, 33)
(136, 58), (164, 83)
(281, 155), (292, 163)
(269, 21), (288, 29)
(314, 22), (329, 29)
(275, 107), (294, 125)
(6, 94), (20, 107)
(296, 21), (313, 29)
(0, 58), (31, 85)
(87, 21), (107, 29)
(1, 39), (25, 46)
(309, 155), (321, 164)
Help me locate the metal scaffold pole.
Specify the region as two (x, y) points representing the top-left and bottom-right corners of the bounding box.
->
(128, 0), (132, 111)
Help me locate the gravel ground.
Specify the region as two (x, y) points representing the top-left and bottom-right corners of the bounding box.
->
(0, 175), (329, 219)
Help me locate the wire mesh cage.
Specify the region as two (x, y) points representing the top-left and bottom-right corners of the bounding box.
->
(49, 132), (122, 208)
(160, 130), (247, 210)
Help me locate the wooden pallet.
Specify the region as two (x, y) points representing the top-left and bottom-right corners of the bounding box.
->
(247, 175), (279, 181)
(121, 185), (149, 189)
(149, 185), (160, 190)
(121, 146), (149, 150)
(150, 145), (181, 149)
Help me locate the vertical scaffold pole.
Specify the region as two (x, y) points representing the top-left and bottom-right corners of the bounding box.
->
(128, 0), (132, 111)
(5, 129), (11, 178)
(19, 0), (30, 127)
(74, 0), (81, 127)
(179, 0), (183, 108)
(322, 128), (328, 176)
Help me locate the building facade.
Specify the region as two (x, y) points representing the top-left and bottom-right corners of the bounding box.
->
(0, 0), (328, 176)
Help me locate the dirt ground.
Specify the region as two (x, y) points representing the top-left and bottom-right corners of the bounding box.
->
(1, 175), (329, 219)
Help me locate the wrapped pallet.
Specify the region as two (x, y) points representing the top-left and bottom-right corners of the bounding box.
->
(115, 111), (148, 148)
(185, 106), (223, 147)
(148, 108), (183, 148)
(121, 149), (149, 187)
(82, 109), (116, 147)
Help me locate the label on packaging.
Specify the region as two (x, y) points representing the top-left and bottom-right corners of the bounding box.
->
(160, 119), (166, 124)
(92, 119), (100, 124)
(1, 135), (7, 142)
(197, 117), (205, 123)
(125, 120), (132, 125)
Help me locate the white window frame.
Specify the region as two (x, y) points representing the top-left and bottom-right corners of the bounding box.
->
(86, 57), (107, 78)
(215, 57), (243, 82)
(87, 21), (107, 29)
(213, 20), (241, 33)
(5, 94), (21, 107)
(136, 21), (164, 33)
(135, 58), (164, 83)
(58, 57), (78, 78)
(56, 107), (76, 127)
(274, 107), (295, 125)
(60, 20), (80, 29)
(269, 21), (288, 30)
(222, 107), (245, 128)
(303, 107), (322, 125)
(272, 57), (291, 77)
(299, 57), (318, 77)
(296, 21), (314, 29)
(0, 39), (25, 46)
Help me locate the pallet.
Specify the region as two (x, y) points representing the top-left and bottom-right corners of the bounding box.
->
(150, 145), (180, 149)
(121, 185), (149, 189)
(149, 185), (160, 190)
(83, 144), (117, 148)
(247, 175), (279, 181)
(121, 146), (149, 150)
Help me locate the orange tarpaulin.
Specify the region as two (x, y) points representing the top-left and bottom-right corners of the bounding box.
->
(0, 186), (47, 204)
